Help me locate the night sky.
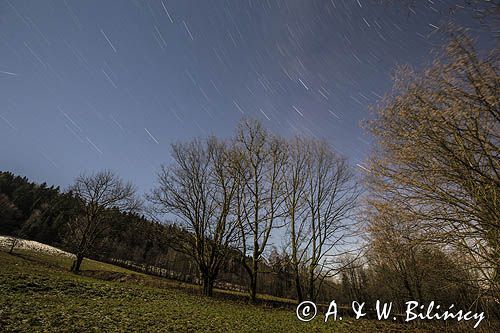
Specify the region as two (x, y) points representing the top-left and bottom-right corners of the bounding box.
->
(0, 0), (487, 193)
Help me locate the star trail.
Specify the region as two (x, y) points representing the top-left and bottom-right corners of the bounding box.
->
(0, 0), (488, 192)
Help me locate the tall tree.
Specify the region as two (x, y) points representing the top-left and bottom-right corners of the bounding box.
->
(366, 35), (499, 298)
(149, 137), (239, 296)
(232, 119), (287, 302)
(67, 170), (140, 272)
(303, 139), (359, 302)
(282, 136), (311, 303)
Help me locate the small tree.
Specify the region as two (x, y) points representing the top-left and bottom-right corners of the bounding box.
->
(149, 137), (239, 296)
(6, 235), (20, 254)
(67, 170), (140, 272)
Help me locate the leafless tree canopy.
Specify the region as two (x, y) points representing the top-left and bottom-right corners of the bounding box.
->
(232, 118), (287, 302)
(67, 170), (140, 272)
(303, 139), (360, 302)
(149, 137), (239, 296)
(366, 34), (499, 297)
(283, 136), (360, 302)
(147, 121), (360, 300)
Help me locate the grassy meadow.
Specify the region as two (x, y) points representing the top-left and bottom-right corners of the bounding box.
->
(0, 246), (490, 332)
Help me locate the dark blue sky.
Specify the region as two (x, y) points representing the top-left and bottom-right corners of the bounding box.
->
(0, 0), (487, 193)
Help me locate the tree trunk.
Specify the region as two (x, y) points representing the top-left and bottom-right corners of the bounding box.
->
(290, 211), (303, 303)
(295, 269), (303, 303)
(249, 273), (257, 303)
(308, 267), (315, 302)
(8, 238), (17, 254)
(249, 257), (259, 302)
(71, 254), (84, 273)
(202, 273), (214, 297)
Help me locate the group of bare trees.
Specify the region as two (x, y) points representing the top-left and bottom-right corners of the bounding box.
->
(147, 119), (360, 298)
(59, 120), (358, 300)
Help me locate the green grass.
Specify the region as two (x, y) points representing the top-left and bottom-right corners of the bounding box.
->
(0, 248), (481, 332)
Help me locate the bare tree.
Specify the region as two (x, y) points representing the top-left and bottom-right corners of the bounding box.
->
(67, 170), (140, 272)
(232, 119), (287, 302)
(282, 136), (311, 303)
(303, 139), (360, 302)
(366, 204), (427, 303)
(149, 137), (239, 296)
(6, 236), (20, 254)
(366, 34), (499, 298)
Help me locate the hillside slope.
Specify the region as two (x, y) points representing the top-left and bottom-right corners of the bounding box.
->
(0, 247), (462, 332)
